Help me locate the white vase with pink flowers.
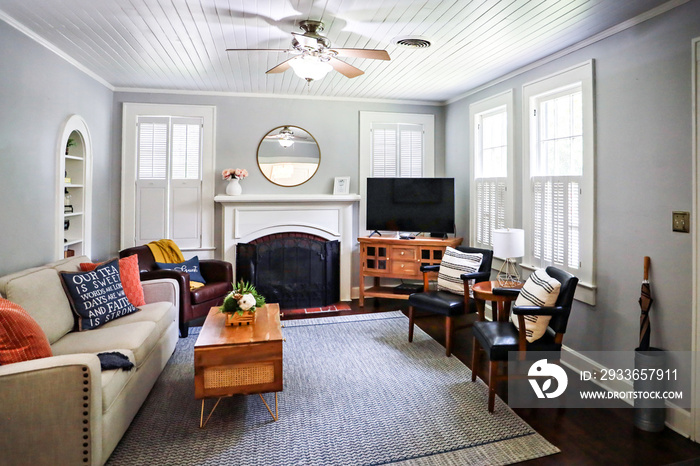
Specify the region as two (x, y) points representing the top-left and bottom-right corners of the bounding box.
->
(222, 168), (248, 196)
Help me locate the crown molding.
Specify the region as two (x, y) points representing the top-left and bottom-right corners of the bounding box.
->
(0, 10), (114, 91)
(112, 86), (443, 106)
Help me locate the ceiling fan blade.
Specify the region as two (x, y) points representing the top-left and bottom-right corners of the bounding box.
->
(332, 48), (390, 60)
(226, 48), (289, 53)
(266, 57), (296, 74)
(329, 57), (364, 78)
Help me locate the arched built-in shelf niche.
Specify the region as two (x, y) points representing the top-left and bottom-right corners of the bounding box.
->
(56, 115), (93, 260)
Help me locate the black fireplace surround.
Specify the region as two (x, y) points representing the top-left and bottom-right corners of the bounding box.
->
(236, 233), (340, 310)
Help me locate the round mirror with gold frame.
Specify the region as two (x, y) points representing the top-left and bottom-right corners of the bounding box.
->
(257, 125), (320, 187)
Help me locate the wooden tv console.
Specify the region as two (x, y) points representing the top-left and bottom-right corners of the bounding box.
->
(358, 235), (463, 306)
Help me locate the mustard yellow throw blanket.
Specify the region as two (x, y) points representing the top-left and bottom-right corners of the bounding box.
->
(147, 239), (205, 289)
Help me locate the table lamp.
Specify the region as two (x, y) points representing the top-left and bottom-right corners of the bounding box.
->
(492, 228), (525, 286)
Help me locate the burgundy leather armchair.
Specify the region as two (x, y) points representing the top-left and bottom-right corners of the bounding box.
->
(119, 245), (233, 337)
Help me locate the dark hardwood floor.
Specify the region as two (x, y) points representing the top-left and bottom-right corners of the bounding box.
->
(282, 298), (700, 466)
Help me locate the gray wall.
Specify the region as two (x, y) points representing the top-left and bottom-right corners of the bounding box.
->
(112, 91), (445, 284)
(0, 21), (114, 276)
(446, 0), (700, 355)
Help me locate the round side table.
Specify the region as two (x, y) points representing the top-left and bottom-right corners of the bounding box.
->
(471, 280), (523, 322)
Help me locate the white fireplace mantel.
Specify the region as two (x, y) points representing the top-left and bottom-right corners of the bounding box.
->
(215, 194), (360, 302)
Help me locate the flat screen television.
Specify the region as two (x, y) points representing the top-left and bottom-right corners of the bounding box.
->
(366, 177), (455, 235)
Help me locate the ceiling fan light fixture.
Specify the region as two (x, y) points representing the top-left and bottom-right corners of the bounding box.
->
(289, 55), (333, 82)
(278, 126), (295, 147)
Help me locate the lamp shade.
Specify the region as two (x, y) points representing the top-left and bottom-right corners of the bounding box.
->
(289, 56), (333, 81)
(492, 228), (525, 259)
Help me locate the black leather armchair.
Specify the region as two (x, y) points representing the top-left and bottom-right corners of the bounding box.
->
(471, 266), (578, 412)
(407, 246), (493, 356)
(119, 245), (233, 337)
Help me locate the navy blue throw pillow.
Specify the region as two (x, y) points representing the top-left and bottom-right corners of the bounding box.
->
(155, 256), (206, 284)
(60, 259), (139, 331)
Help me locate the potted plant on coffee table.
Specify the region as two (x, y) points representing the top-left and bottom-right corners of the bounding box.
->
(220, 281), (266, 326)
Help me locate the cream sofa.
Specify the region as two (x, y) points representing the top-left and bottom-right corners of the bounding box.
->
(0, 255), (179, 466)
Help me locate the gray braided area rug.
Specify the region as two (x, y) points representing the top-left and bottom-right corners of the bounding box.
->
(107, 311), (559, 465)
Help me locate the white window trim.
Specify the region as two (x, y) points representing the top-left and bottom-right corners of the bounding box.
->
(121, 103), (216, 253)
(469, 89), (514, 252)
(359, 112), (435, 236)
(522, 60), (596, 305)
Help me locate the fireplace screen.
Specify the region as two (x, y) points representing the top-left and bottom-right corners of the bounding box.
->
(236, 234), (340, 309)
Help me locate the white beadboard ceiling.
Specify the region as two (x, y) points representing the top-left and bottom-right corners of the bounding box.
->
(0, 0), (683, 103)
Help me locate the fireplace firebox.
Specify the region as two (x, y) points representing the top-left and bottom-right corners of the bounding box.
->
(236, 233), (340, 310)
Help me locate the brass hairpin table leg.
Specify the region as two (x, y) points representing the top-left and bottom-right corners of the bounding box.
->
(259, 392), (279, 421)
(200, 396), (227, 428)
(199, 393), (279, 428)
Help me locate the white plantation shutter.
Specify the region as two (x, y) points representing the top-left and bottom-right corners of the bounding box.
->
(171, 119), (201, 180)
(137, 119), (168, 180)
(371, 126), (397, 177)
(371, 123), (423, 177)
(399, 125), (423, 177)
(475, 178), (506, 247)
(135, 116), (203, 247)
(532, 178), (580, 269)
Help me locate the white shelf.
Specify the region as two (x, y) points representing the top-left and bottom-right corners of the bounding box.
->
(56, 115), (92, 260)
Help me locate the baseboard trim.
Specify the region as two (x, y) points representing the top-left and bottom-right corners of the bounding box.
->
(561, 346), (692, 437)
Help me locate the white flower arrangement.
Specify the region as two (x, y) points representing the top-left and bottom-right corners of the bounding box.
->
(220, 281), (265, 315)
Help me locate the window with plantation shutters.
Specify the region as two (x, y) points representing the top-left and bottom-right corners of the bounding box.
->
(135, 116), (203, 248)
(371, 123), (423, 177)
(523, 61), (595, 303)
(531, 88), (582, 272)
(470, 91), (513, 251)
(474, 108), (508, 248)
(359, 112), (435, 235)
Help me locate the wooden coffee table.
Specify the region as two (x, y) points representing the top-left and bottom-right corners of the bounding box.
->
(194, 303), (283, 427)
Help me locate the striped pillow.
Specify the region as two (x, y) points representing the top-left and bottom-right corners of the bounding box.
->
(437, 248), (483, 296)
(0, 298), (52, 365)
(512, 269), (561, 342)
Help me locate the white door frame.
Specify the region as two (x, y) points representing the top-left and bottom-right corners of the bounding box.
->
(692, 36), (700, 441)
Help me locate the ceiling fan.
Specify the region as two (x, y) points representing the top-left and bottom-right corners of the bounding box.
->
(226, 20), (390, 82)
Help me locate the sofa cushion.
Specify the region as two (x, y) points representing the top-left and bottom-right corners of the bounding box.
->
(0, 298), (52, 365)
(100, 349), (136, 413)
(60, 259), (140, 331)
(51, 321), (159, 368)
(80, 255), (146, 307)
(52, 255), (92, 273)
(5, 268), (76, 344)
(100, 301), (175, 340)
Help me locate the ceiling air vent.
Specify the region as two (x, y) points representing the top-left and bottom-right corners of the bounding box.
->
(393, 36), (431, 49)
